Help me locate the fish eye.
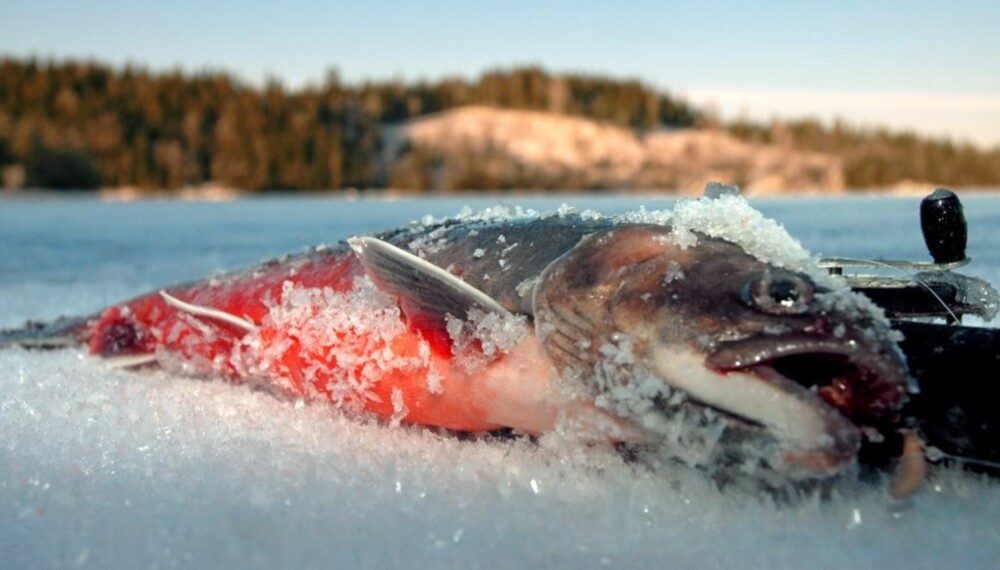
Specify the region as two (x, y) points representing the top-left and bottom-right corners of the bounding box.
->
(743, 270), (814, 315)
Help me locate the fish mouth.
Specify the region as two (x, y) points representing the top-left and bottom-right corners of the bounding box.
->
(649, 333), (910, 477)
(705, 333), (908, 429)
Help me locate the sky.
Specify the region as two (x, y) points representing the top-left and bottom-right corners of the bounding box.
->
(2, 0), (999, 147)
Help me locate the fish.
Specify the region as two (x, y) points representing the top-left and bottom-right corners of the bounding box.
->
(1, 196), (911, 484)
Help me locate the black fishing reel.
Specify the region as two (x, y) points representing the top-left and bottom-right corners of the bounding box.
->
(820, 189), (997, 324)
(820, 189), (1000, 474)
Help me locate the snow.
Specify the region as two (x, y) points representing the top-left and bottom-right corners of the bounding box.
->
(4, 348), (1000, 569)
(3, 194), (1000, 568)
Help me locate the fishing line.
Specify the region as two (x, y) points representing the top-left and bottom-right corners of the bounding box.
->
(827, 257), (960, 323)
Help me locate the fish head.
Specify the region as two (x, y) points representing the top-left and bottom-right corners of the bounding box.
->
(533, 224), (910, 479)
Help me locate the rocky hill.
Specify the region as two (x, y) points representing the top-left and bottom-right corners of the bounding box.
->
(383, 106), (843, 194)
(6, 59), (994, 193)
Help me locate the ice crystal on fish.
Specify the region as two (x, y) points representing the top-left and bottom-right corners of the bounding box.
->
(612, 194), (897, 333)
(445, 308), (530, 371)
(663, 260), (684, 284)
(407, 225), (451, 255)
(426, 369), (444, 395)
(413, 204), (541, 229)
(515, 276), (538, 299)
(230, 277), (432, 413)
(553, 203), (577, 217)
(587, 332), (673, 437)
(390, 387), (408, 427)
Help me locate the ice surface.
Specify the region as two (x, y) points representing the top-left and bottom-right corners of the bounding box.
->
(3, 348), (1000, 569)
(3, 195), (1000, 569)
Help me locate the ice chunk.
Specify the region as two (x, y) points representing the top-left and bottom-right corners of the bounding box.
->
(703, 181), (742, 199)
(915, 270), (1000, 321)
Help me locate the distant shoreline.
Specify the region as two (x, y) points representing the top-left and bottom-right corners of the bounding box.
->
(5, 185), (997, 203)
(3, 59), (999, 196)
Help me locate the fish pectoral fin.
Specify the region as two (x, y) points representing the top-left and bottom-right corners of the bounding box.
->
(533, 295), (601, 375)
(349, 236), (514, 333)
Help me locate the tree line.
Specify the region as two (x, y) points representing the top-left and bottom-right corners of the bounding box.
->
(727, 118), (1000, 189)
(0, 58), (695, 191)
(0, 57), (997, 191)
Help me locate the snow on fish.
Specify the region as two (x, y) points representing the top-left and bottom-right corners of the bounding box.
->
(1, 195), (911, 488)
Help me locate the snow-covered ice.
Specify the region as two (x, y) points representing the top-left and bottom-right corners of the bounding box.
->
(3, 194), (1000, 568)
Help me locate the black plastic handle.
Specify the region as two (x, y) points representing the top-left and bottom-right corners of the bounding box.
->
(920, 188), (968, 264)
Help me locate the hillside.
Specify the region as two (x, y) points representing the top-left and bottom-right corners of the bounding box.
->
(384, 106), (842, 194)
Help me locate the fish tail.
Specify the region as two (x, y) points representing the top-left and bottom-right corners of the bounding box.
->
(0, 316), (91, 349)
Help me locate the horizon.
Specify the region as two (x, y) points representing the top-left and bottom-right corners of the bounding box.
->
(2, 0), (999, 147)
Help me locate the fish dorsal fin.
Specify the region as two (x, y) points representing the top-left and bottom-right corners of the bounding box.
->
(348, 236), (513, 334)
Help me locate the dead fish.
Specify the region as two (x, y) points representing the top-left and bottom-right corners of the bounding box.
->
(1, 197), (911, 482)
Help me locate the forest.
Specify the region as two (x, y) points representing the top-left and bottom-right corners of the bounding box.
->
(0, 57), (997, 192)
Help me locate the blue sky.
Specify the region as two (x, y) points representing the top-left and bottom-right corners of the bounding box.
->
(2, 0), (999, 145)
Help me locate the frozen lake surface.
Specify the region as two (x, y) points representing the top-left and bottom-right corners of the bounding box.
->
(2, 193), (1000, 568)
